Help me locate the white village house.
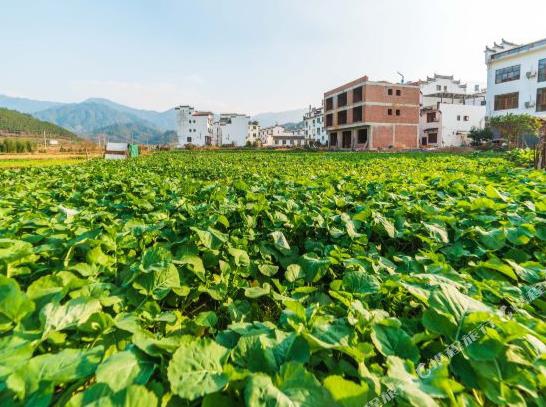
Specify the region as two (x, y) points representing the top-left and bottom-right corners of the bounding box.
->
(247, 121), (260, 145)
(411, 74), (486, 147)
(303, 106), (326, 145)
(175, 106), (214, 147)
(176, 106), (249, 147)
(214, 113), (250, 147)
(485, 38), (546, 120)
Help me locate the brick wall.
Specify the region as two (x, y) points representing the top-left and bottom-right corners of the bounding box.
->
(363, 105), (420, 124)
(372, 125), (394, 148)
(394, 125), (418, 148)
(363, 84), (420, 105)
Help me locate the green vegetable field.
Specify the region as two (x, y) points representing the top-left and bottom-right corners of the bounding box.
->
(0, 151), (545, 406)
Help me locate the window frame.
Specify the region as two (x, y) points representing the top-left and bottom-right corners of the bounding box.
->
(539, 58), (546, 83)
(494, 92), (519, 111)
(537, 87), (546, 112)
(353, 86), (363, 103)
(495, 64), (521, 84)
(352, 106), (362, 122)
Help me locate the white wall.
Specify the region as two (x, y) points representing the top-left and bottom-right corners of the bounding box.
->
(176, 106), (213, 147)
(440, 104), (486, 146)
(420, 77), (468, 97)
(176, 106), (193, 147)
(259, 125), (284, 146)
(420, 104), (485, 147)
(486, 41), (546, 119)
(219, 115), (249, 147)
(247, 122), (260, 144)
(303, 107), (325, 144)
(192, 115), (212, 146)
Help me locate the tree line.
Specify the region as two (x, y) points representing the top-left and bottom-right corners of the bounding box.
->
(0, 139), (36, 153)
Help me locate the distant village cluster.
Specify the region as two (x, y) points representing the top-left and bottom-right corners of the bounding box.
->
(176, 37), (546, 149)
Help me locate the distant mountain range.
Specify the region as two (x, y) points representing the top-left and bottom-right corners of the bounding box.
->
(251, 108), (308, 128)
(89, 123), (177, 145)
(0, 94), (64, 114)
(0, 94), (307, 144)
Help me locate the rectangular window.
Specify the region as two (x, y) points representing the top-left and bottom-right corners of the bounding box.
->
(495, 65), (521, 84)
(396, 89), (401, 96)
(275, 140), (278, 145)
(187, 137), (192, 142)
(428, 133), (438, 143)
(282, 140), (286, 145)
(357, 128), (368, 144)
(426, 112), (436, 123)
(537, 88), (546, 112)
(395, 109), (401, 116)
(387, 89), (393, 95)
(494, 92), (519, 111)
(387, 108), (393, 116)
(457, 115), (461, 121)
(353, 106), (362, 122)
(337, 110), (347, 125)
(539, 59), (546, 82)
(436, 85), (441, 91)
(353, 86), (363, 102)
(326, 113), (333, 127)
(325, 97), (334, 111)
(337, 92), (347, 107)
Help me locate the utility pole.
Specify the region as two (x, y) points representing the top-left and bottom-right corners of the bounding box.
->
(43, 131), (46, 151)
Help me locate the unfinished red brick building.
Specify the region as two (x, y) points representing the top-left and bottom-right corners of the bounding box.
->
(324, 75), (420, 149)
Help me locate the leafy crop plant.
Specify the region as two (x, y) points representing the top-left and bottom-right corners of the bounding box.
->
(0, 151), (544, 406)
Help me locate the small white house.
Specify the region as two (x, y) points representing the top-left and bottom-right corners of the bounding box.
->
(414, 74), (486, 147)
(303, 106), (325, 145)
(259, 125), (285, 146)
(247, 121), (260, 145)
(175, 106), (214, 147)
(216, 114), (250, 146)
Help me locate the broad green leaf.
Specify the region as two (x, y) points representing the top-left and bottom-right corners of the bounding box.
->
(41, 297), (102, 335)
(245, 283), (271, 298)
(244, 362), (335, 407)
(96, 347), (155, 392)
(323, 375), (369, 407)
(167, 338), (229, 401)
(371, 321), (420, 362)
(0, 275), (35, 329)
(271, 231), (291, 253)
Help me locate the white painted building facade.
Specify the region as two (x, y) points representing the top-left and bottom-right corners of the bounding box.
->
(259, 125), (285, 146)
(215, 114), (250, 146)
(247, 121), (260, 145)
(421, 104), (486, 146)
(485, 38), (546, 119)
(175, 106), (213, 147)
(303, 106), (326, 145)
(415, 75), (486, 147)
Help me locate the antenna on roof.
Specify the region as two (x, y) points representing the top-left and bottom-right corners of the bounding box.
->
(397, 72), (405, 84)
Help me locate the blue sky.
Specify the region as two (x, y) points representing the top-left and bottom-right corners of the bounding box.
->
(1, 0), (545, 114)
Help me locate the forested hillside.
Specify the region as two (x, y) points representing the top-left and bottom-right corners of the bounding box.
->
(0, 107), (76, 138)
(90, 122), (177, 144)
